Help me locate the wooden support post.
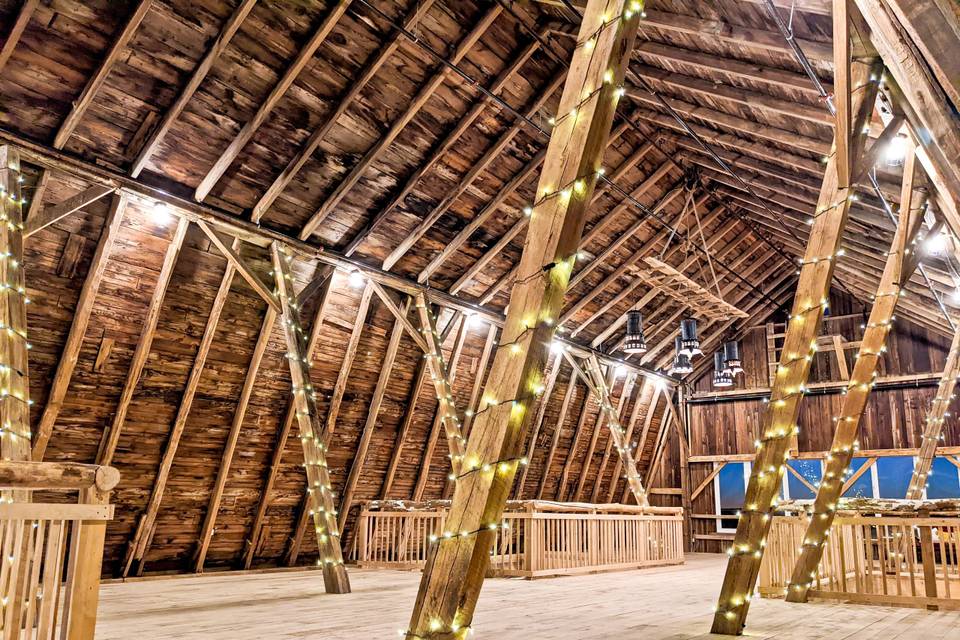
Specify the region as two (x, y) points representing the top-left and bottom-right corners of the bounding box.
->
(833, 0), (851, 187)
(403, 1), (641, 626)
(710, 60), (880, 635)
(785, 131), (927, 604)
(0, 146), (30, 465)
(193, 304), (277, 572)
(603, 377), (649, 502)
(130, 0), (258, 177)
(22, 184), (113, 238)
(53, 0), (151, 149)
(906, 328), (960, 498)
(96, 217), (189, 465)
(610, 381), (659, 502)
(244, 272), (339, 569)
(63, 488), (110, 639)
(270, 243), (349, 593)
(32, 192), (126, 460)
(338, 300), (409, 533)
(197, 221), (280, 311)
(123, 240), (238, 577)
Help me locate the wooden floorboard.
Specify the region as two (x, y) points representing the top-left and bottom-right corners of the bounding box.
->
(95, 554), (960, 639)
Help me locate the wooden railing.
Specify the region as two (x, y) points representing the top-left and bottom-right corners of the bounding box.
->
(353, 500), (684, 578)
(0, 461), (118, 639)
(760, 504), (960, 610)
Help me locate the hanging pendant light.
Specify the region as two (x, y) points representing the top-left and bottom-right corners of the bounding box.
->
(623, 310), (647, 354)
(670, 336), (693, 375)
(713, 351), (734, 388)
(679, 318), (701, 357)
(722, 340), (743, 374)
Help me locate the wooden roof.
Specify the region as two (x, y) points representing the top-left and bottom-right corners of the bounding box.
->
(0, 0), (956, 573)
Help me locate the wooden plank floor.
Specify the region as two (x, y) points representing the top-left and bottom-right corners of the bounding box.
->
(96, 554), (960, 638)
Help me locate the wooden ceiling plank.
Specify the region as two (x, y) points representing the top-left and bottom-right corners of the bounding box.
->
(270, 243), (350, 592)
(405, 1), (641, 632)
(23, 185), (114, 238)
(130, 0), (258, 178)
(576, 364), (632, 501)
(537, 371), (577, 500)
(31, 193), (126, 461)
(0, 0), (38, 75)
(337, 299), (409, 533)
(197, 221), (280, 311)
(53, 0), (152, 150)
(194, 0), (352, 202)
(785, 142), (929, 604)
(122, 238), (238, 578)
(710, 60), (880, 635)
(193, 303), (277, 573)
(397, 70), (567, 276)
(348, 35), (543, 257)
(555, 372), (595, 501)
(242, 274), (347, 570)
(591, 372), (638, 501)
(298, 6), (503, 240)
(251, 0), (437, 222)
(96, 217), (189, 466)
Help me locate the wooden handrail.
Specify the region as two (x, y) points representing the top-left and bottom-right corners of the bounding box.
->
(0, 460), (120, 492)
(360, 499), (682, 516)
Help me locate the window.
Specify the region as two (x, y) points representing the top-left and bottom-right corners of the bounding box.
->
(876, 456), (914, 498)
(786, 459), (822, 500)
(926, 457), (960, 499)
(714, 462), (748, 533)
(841, 457), (876, 498)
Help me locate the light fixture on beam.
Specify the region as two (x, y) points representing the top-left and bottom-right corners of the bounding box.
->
(623, 310), (647, 354)
(347, 269), (365, 288)
(722, 340), (743, 375)
(713, 351), (734, 388)
(925, 229), (949, 255)
(670, 336), (692, 375)
(679, 318), (701, 357)
(885, 134), (907, 167)
(152, 201), (171, 225)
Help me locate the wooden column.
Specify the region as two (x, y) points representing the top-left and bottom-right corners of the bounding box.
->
(906, 327), (960, 499)
(785, 132), (927, 603)
(710, 59), (880, 636)
(270, 242), (349, 593)
(404, 2), (640, 635)
(0, 147), (30, 464)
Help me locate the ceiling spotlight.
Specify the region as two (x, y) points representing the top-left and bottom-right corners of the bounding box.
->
(466, 313), (485, 329)
(152, 201), (171, 225)
(885, 134), (907, 166)
(550, 339), (566, 354)
(679, 318), (701, 358)
(723, 340), (744, 375)
(925, 230), (949, 255)
(670, 336), (693, 375)
(713, 351), (734, 388)
(348, 269), (365, 288)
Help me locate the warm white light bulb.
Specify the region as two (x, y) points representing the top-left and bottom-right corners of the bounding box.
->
(348, 269), (365, 288)
(926, 230), (949, 255)
(152, 201), (171, 225)
(885, 134), (907, 166)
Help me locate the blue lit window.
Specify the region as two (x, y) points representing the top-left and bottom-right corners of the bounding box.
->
(786, 459), (822, 500)
(714, 462), (749, 533)
(926, 457), (960, 499)
(842, 457), (876, 498)
(876, 456), (914, 498)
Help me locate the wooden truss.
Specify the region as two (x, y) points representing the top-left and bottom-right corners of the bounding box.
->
(641, 256), (749, 321)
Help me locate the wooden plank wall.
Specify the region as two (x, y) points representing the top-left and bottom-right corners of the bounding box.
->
(655, 292), (955, 552)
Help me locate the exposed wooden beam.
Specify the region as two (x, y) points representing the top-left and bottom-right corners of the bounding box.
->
(299, 6), (502, 240)
(194, 0), (351, 201)
(347, 36), (543, 256)
(53, 0), (152, 150)
(23, 185), (114, 238)
(337, 299), (409, 533)
(270, 243), (350, 592)
(784, 140), (926, 603)
(710, 60), (880, 635)
(130, 0), (258, 177)
(576, 368), (632, 501)
(834, 0), (852, 187)
(193, 304), (277, 572)
(538, 373), (577, 500)
(197, 221), (280, 311)
(96, 217), (189, 466)
(515, 356), (561, 499)
(31, 193), (126, 460)
(555, 381), (594, 502)
(123, 238), (238, 577)
(591, 373), (638, 501)
(249, 276), (335, 568)
(0, 0), (37, 75)
(251, 0), (437, 222)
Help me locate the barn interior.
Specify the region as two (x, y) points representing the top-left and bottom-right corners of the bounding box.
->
(0, 0), (959, 638)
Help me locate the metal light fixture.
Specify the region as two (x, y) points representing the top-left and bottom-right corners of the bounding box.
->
(623, 310), (647, 354)
(713, 351), (734, 388)
(670, 336), (693, 375)
(722, 340), (743, 375)
(679, 318), (701, 357)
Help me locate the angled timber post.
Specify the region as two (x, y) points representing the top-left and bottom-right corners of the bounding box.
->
(270, 242), (349, 594)
(404, 1), (642, 635)
(906, 328), (960, 499)
(784, 130), (928, 603)
(710, 58), (880, 635)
